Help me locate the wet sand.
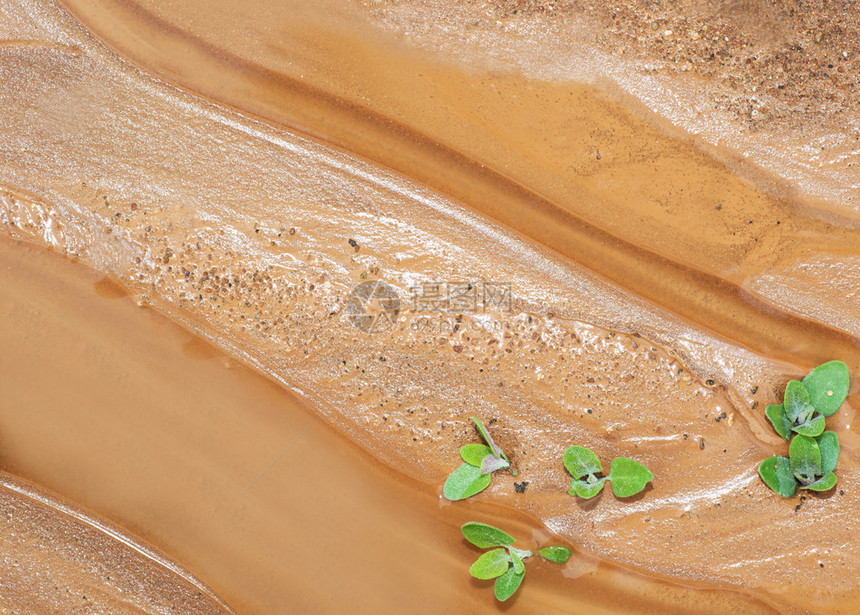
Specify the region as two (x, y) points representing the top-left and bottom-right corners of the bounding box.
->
(363, 0), (860, 215)
(1, 0), (859, 613)
(0, 472), (234, 615)
(0, 236), (775, 614)
(56, 0), (860, 366)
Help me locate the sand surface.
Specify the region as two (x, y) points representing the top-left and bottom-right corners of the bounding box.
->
(1, 0), (858, 612)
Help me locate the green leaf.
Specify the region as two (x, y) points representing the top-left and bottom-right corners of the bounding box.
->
(803, 361), (850, 417)
(539, 546), (571, 564)
(758, 456), (796, 497)
(443, 463), (492, 501)
(765, 404), (792, 440)
(569, 477), (606, 499)
(494, 566), (524, 601)
(563, 446), (602, 479)
(789, 435), (822, 484)
(784, 380), (815, 425)
(816, 431), (840, 475)
(471, 416), (506, 461)
(460, 443), (493, 466)
(792, 415), (826, 437)
(510, 550), (525, 574)
(470, 548), (511, 580)
(608, 457), (653, 497)
(480, 454), (510, 475)
(805, 472), (837, 492)
(461, 522), (515, 548)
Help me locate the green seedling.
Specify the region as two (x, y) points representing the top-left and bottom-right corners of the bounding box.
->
(563, 445), (653, 499)
(461, 522), (571, 601)
(444, 416), (511, 501)
(759, 431), (838, 495)
(765, 361), (849, 440)
(759, 361), (848, 497)
(766, 380), (823, 437)
(792, 432), (839, 490)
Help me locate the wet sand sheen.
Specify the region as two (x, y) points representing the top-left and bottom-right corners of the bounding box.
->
(56, 0), (860, 369)
(0, 236), (776, 614)
(1, 0), (859, 612)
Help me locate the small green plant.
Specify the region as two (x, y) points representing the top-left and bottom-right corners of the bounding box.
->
(563, 445), (653, 499)
(759, 361), (848, 496)
(443, 416), (511, 501)
(759, 431), (840, 497)
(461, 522), (571, 601)
(765, 361), (849, 438)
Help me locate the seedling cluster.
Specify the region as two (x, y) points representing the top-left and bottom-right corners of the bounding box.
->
(443, 416), (655, 601)
(439, 360), (850, 604)
(462, 522), (571, 601)
(759, 361), (849, 497)
(563, 445), (653, 499)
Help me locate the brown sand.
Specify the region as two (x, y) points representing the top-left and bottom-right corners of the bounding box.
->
(0, 471), (235, 615)
(0, 235), (774, 614)
(1, 0), (859, 613)
(363, 0), (860, 214)
(55, 0), (860, 363)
